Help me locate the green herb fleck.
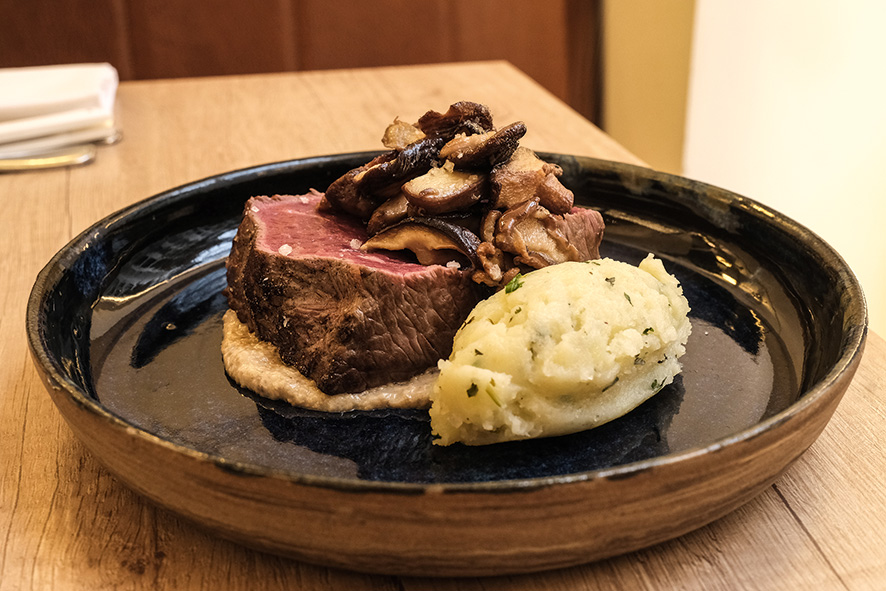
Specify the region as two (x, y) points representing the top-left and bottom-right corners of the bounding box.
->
(605, 276), (616, 286)
(634, 356), (646, 366)
(624, 293), (633, 306)
(467, 383), (478, 397)
(474, 349), (484, 356)
(602, 377), (619, 392)
(514, 306), (522, 314)
(643, 327), (654, 335)
(651, 379), (661, 390)
(505, 273), (524, 293)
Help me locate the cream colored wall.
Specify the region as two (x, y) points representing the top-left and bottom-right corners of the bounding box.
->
(603, 0), (883, 335)
(601, 0), (695, 175)
(683, 1), (885, 336)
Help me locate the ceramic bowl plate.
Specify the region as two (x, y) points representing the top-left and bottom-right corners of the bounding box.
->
(27, 153), (867, 576)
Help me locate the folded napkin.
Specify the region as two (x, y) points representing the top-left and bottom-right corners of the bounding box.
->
(0, 63), (119, 158)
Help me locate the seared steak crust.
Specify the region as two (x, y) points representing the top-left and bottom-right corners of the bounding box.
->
(225, 192), (487, 394)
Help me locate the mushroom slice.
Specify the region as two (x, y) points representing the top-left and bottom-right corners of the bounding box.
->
(494, 200), (581, 268)
(367, 193), (410, 235)
(440, 121), (527, 170)
(490, 147), (574, 213)
(430, 209), (484, 236)
(535, 171), (575, 214)
(324, 134), (446, 219)
(381, 117), (426, 150)
(479, 208), (501, 242)
(490, 146), (547, 209)
(472, 241), (514, 287)
(402, 162), (487, 215)
(324, 151), (397, 219)
(358, 135), (446, 197)
(417, 101), (495, 139)
(361, 217), (481, 268)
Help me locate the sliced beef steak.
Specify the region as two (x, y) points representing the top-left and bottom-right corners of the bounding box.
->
(225, 191), (487, 394)
(563, 206), (606, 261)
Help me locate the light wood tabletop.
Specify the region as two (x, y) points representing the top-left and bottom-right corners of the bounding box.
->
(2, 61), (884, 590)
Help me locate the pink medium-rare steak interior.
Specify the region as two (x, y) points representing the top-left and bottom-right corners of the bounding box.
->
(250, 192), (419, 272)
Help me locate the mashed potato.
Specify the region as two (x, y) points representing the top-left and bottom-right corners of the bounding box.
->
(429, 255), (691, 446)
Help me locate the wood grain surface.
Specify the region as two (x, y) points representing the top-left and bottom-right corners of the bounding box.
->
(0, 0), (602, 121)
(2, 61), (884, 590)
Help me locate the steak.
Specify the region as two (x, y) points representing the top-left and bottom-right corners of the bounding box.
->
(225, 191), (487, 394)
(563, 206), (606, 260)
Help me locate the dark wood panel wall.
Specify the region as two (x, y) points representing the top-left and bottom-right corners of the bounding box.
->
(0, 0), (601, 122)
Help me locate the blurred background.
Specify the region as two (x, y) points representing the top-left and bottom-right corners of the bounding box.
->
(2, 0), (881, 335)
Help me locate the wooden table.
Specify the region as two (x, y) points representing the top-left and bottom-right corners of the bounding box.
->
(2, 61), (884, 590)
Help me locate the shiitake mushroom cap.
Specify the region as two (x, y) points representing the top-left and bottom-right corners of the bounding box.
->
(359, 135), (446, 196)
(324, 151), (396, 219)
(416, 101), (494, 138)
(489, 146), (574, 214)
(402, 164), (488, 215)
(440, 121), (527, 170)
(361, 217), (482, 268)
(366, 193), (410, 236)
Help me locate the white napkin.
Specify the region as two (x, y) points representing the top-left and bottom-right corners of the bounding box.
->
(0, 63), (119, 158)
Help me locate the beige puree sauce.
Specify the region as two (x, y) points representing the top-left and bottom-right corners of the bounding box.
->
(221, 310), (435, 411)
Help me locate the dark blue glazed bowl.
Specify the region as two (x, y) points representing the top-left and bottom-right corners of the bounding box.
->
(26, 153), (867, 576)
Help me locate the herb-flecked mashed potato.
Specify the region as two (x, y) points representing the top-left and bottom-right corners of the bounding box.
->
(429, 255), (691, 446)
